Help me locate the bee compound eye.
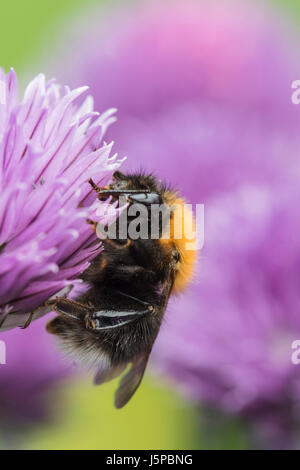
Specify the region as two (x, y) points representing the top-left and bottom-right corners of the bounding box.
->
(172, 249), (180, 263)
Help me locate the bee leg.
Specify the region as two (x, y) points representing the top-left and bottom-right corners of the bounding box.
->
(0, 312), (9, 329)
(46, 297), (93, 321)
(19, 285), (75, 330)
(88, 178), (103, 194)
(21, 301), (55, 329)
(86, 218), (97, 232)
(21, 310), (36, 329)
(102, 237), (131, 249)
(88, 178), (113, 202)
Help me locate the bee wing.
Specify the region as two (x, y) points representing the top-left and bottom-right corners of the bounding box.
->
(87, 307), (151, 330)
(94, 363), (127, 386)
(51, 296), (152, 330)
(114, 351), (151, 409)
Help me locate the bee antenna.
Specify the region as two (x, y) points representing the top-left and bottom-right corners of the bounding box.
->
(88, 178), (102, 193)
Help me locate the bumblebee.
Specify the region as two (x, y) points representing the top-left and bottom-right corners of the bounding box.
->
(46, 171), (197, 408)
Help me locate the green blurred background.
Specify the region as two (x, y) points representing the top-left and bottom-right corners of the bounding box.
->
(0, 0), (299, 450)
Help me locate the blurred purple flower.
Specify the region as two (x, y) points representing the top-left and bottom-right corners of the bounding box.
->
(0, 316), (69, 435)
(58, 0), (300, 448)
(157, 185), (300, 448)
(0, 68), (123, 330)
(59, 0), (300, 196)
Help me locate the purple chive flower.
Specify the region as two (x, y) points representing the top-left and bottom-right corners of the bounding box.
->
(0, 68), (123, 330)
(58, 0), (300, 194)
(57, 0), (300, 447)
(156, 185), (300, 448)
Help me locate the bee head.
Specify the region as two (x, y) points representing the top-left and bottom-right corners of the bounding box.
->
(96, 171), (198, 294)
(112, 170), (163, 193)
